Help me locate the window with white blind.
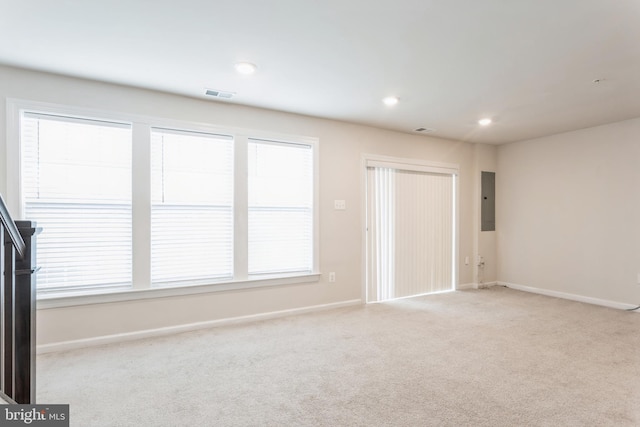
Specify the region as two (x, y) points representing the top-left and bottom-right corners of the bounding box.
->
(10, 100), (319, 302)
(151, 128), (234, 285)
(21, 112), (132, 293)
(248, 139), (313, 275)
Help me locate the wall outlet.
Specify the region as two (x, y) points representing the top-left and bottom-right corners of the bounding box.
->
(334, 200), (346, 210)
(329, 272), (336, 283)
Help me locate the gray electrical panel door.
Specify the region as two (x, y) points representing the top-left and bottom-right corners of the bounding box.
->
(481, 171), (495, 231)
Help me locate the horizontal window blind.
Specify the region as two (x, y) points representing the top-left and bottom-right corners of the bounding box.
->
(13, 100), (320, 298)
(248, 139), (313, 275)
(151, 128), (234, 285)
(21, 112), (132, 292)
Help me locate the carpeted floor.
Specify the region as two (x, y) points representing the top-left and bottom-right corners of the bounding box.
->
(37, 286), (640, 426)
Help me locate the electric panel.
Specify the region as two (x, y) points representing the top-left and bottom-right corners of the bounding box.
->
(481, 171), (495, 231)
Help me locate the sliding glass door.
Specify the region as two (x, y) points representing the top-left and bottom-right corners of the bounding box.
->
(366, 159), (457, 302)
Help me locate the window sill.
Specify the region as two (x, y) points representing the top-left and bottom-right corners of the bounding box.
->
(36, 273), (321, 309)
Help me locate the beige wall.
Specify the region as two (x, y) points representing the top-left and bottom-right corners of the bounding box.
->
(473, 144), (497, 284)
(497, 118), (640, 305)
(0, 65), (487, 346)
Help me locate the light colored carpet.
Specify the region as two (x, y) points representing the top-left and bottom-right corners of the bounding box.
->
(37, 287), (640, 426)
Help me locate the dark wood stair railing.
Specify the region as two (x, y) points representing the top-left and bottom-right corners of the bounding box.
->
(0, 194), (39, 404)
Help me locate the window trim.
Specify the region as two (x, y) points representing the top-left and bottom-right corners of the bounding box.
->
(36, 272), (321, 309)
(6, 98), (321, 308)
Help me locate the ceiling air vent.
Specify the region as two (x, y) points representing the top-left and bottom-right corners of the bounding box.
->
(414, 127), (436, 133)
(205, 89), (235, 100)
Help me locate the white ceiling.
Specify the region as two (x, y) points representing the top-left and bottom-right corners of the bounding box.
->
(1, 0), (639, 144)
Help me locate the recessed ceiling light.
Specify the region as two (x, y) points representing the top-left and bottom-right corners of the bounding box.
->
(383, 96), (399, 106)
(235, 62), (257, 75)
(478, 118), (492, 126)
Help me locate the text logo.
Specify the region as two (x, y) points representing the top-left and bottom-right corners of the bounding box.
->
(0, 405), (69, 426)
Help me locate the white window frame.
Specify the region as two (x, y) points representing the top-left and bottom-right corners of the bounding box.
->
(6, 99), (320, 308)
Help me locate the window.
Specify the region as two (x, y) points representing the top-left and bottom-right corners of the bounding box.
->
(11, 100), (319, 302)
(21, 112), (132, 293)
(248, 139), (313, 275)
(151, 128), (234, 285)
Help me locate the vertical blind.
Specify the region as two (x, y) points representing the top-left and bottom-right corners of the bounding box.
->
(150, 128), (234, 285)
(248, 139), (313, 275)
(367, 166), (455, 302)
(21, 112), (132, 292)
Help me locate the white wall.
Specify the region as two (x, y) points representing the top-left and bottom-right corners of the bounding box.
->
(0, 65), (486, 347)
(497, 118), (640, 305)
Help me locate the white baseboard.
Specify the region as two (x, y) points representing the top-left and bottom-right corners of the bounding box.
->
(37, 299), (363, 354)
(499, 281), (639, 312)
